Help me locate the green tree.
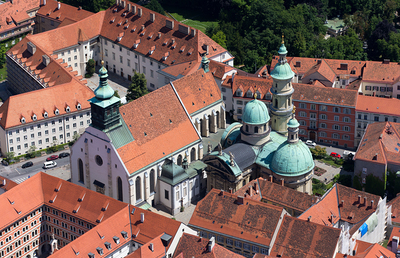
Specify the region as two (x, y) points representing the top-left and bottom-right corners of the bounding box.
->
(6, 152), (15, 161)
(85, 59), (95, 78)
(27, 145), (37, 159)
(144, 0), (165, 15)
(365, 174), (385, 197)
(126, 72), (148, 102)
(211, 31), (227, 49)
(310, 146), (327, 159)
(0, 45), (6, 69)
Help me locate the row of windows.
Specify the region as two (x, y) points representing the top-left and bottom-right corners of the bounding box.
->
(299, 129), (351, 140)
(298, 112), (352, 122)
(357, 113), (398, 122)
(9, 133), (77, 152)
(365, 86), (393, 92)
(298, 120), (351, 131)
(297, 103), (352, 114)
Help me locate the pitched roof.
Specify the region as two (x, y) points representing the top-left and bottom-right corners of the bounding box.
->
(257, 178), (318, 213)
(299, 184), (381, 226)
(172, 69), (222, 115)
(173, 233), (245, 258)
(356, 95), (400, 116)
(209, 59), (235, 79)
(355, 122), (400, 165)
(189, 189), (284, 247)
(0, 0), (39, 34)
(292, 83), (358, 107)
(99, 2), (227, 65)
(126, 234), (165, 258)
(335, 240), (396, 258)
(0, 172), (128, 231)
(0, 176), (18, 192)
(0, 80), (94, 129)
(271, 215), (341, 258)
(303, 60), (336, 86)
(117, 84), (200, 174)
(160, 60), (201, 78)
(362, 60), (400, 83)
(389, 195), (400, 225)
(232, 75), (273, 100)
(36, 0), (93, 23)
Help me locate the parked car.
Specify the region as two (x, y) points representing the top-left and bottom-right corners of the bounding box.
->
(305, 140), (316, 147)
(43, 161), (57, 169)
(330, 152), (341, 158)
(58, 152), (70, 158)
(22, 161), (33, 168)
(46, 155), (59, 161)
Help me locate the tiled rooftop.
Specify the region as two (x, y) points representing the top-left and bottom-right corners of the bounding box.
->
(0, 0), (39, 34)
(388, 194), (400, 225)
(356, 95), (400, 116)
(232, 75), (273, 100)
(36, 0), (93, 23)
(0, 176), (18, 192)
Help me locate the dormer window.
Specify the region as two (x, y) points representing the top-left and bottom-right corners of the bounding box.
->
(65, 106), (70, 112)
(149, 46), (155, 55)
(43, 111), (48, 118)
(21, 117), (26, 124)
(255, 91), (261, 99)
(32, 114), (37, 121)
(133, 39), (140, 49)
(265, 93), (272, 100)
(77, 103), (81, 110)
(246, 90), (253, 98)
(113, 236), (120, 244)
(96, 247), (103, 255)
(54, 109), (59, 115)
(104, 242), (111, 250)
(236, 89), (243, 97)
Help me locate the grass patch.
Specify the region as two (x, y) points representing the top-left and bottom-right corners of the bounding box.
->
(312, 178), (328, 196)
(381, 239), (388, 248)
(0, 66), (7, 81)
(321, 158), (342, 168)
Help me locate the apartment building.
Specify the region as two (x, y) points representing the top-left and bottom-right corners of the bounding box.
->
(355, 95), (400, 147)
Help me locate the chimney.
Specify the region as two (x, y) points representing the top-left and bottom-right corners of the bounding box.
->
(383, 59), (390, 64)
(262, 70), (267, 78)
(122, 0), (126, 8)
(269, 175), (273, 182)
(42, 55), (50, 66)
(229, 188), (233, 194)
(140, 213), (144, 223)
(392, 236), (399, 254)
(364, 197), (367, 206)
(280, 178), (284, 186)
(149, 243), (154, 252)
(138, 8), (142, 17)
(150, 13), (155, 22)
(191, 28), (196, 37)
(249, 186), (253, 196)
(132, 5), (136, 14)
(358, 195), (361, 203)
(78, 6), (82, 10)
(236, 196), (244, 205)
(317, 59), (322, 64)
(43, 0), (46, 6)
(205, 45), (209, 55)
(166, 19), (174, 29)
(57, 1), (60, 9)
(341, 200), (344, 207)
(307, 216), (311, 222)
(141, 25), (145, 31)
(208, 237), (215, 252)
(128, 3), (131, 11)
(2, 179), (6, 186)
(370, 200), (374, 209)
(27, 42), (36, 55)
(115, 0), (118, 5)
(158, 32), (161, 38)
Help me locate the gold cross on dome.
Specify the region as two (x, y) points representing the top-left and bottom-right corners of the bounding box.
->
(282, 33), (284, 44)
(292, 106), (296, 114)
(101, 60), (104, 66)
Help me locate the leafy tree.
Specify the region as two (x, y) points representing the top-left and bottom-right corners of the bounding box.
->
(367, 20), (398, 60)
(365, 174), (385, 197)
(6, 152), (15, 161)
(126, 72), (148, 102)
(27, 145), (37, 159)
(211, 31), (227, 49)
(85, 59), (95, 78)
(310, 146), (327, 159)
(387, 170), (400, 200)
(0, 45), (6, 69)
(145, 0), (165, 15)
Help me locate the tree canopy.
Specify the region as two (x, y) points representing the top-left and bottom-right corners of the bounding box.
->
(126, 71), (148, 102)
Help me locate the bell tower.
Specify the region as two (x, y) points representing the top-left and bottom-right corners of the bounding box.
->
(270, 34), (295, 136)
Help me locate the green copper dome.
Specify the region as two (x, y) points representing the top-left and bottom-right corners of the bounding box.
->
(287, 117), (300, 128)
(270, 141), (314, 177)
(278, 43), (288, 55)
(271, 62), (295, 81)
(242, 99), (270, 125)
(94, 65), (114, 100)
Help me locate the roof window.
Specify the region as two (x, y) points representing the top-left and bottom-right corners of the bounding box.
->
(113, 236), (120, 244)
(77, 103), (81, 110)
(96, 247), (103, 255)
(54, 109), (59, 115)
(32, 114), (37, 121)
(104, 242), (111, 250)
(43, 111), (48, 118)
(88, 252), (94, 258)
(65, 106), (70, 112)
(121, 231), (128, 239)
(21, 117), (26, 124)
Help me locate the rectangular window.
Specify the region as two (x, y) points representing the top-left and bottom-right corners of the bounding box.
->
(299, 103), (306, 109)
(46, 138), (49, 143)
(252, 246), (259, 253)
(164, 190), (169, 200)
(320, 105), (327, 111)
(142, 56), (145, 63)
(310, 113), (316, 119)
(112, 52), (115, 60)
(120, 56), (123, 64)
(176, 191), (179, 201)
(226, 238), (233, 246)
(235, 241), (242, 248)
(39, 140), (42, 145)
(364, 115), (368, 120)
(374, 116), (379, 121)
(334, 116), (339, 121)
(380, 87), (386, 92)
(310, 104), (316, 110)
(243, 243), (250, 251)
(237, 100), (243, 105)
(150, 70), (154, 78)
(143, 66), (146, 74)
(365, 86), (371, 91)
(31, 134), (34, 139)
(105, 49), (108, 57)
(127, 59), (130, 67)
(217, 236), (224, 243)
(237, 108), (242, 114)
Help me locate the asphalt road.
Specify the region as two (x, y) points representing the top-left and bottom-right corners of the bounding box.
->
(0, 150), (71, 184)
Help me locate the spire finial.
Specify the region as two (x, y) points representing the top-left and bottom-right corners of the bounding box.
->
(282, 33), (284, 44)
(101, 60), (104, 66)
(254, 86), (257, 99)
(292, 105), (296, 114)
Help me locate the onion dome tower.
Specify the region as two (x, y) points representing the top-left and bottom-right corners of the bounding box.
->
(270, 34), (295, 136)
(88, 61), (121, 131)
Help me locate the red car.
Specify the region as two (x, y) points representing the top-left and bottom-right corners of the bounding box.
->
(46, 155), (59, 161)
(330, 152), (341, 158)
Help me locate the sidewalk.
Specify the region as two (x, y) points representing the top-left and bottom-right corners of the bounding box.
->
(313, 160), (341, 182)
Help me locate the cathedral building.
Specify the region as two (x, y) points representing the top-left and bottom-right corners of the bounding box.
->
(203, 41), (315, 194)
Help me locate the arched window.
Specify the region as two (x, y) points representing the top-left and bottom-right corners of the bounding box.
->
(135, 177), (141, 202)
(246, 125), (249, 132)
(254, 126), (259, 133)
(264, 124), (266, 131)
(291, 134), (294, 140)
(78, 159), (84, 183)
(190, 147), (196, 162)
(177, 155), (183, 165)
(150, 169), (155, 194)
(275, 99), (278, 108)
(117, 177), (123, 202)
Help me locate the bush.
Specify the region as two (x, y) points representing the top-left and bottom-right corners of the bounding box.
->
(85, 59), (95, 77)
(334, 158), (344, 165)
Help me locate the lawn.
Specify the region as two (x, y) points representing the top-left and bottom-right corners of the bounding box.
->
(0, 66), (7, 81)
(162, 4), (217, 33)
(320, 158), (342, 168)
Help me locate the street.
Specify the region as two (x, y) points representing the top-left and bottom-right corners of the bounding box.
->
(0, 150), (71, 184)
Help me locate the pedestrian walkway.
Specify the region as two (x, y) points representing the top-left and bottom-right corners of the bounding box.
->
(14, 175), (30, 184)
(313, 160), (342, 182)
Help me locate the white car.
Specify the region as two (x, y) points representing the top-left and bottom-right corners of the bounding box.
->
(305, 140), (316, 147)
(43, 161), (57, 169)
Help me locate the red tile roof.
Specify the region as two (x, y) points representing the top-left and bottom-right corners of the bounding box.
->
(160, 60), (201, 78)
(36, 0), (93, 23)
(209, 60), (235, 79)
(387, 226), (400, 254)
(292, 83), (358, 107)
(0, 172), (128, 232)
(299, 184), (381, 226)
(356, 95), (400, 117)
(232, 75), (273, 100)
(0, 176), (18, 192)
(362, 60), (400, 84)
(389, 195), (400, 225)
(272, 215), (341, 258)
(172, 69), (222, 115)
(189, 189), (284, 247)
(126, 233), (166, 258)
(355, 122), (400, 166)
(117, 84), (200, 174)
(303, 60), (336, 87)
(173, 233), (244, 258)
(0, 0), (39, 34)
(335, 240), (396, 258)
(0, 80), (94, 129)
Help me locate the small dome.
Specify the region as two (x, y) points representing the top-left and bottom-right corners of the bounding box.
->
(271, 62), (295, 81)
(287, 117), (299, 128)
(278, 43), (287, 55)
(270, 141), (314, 177)
(94, 65), (114, 100)
(242, 99), (270, 125)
